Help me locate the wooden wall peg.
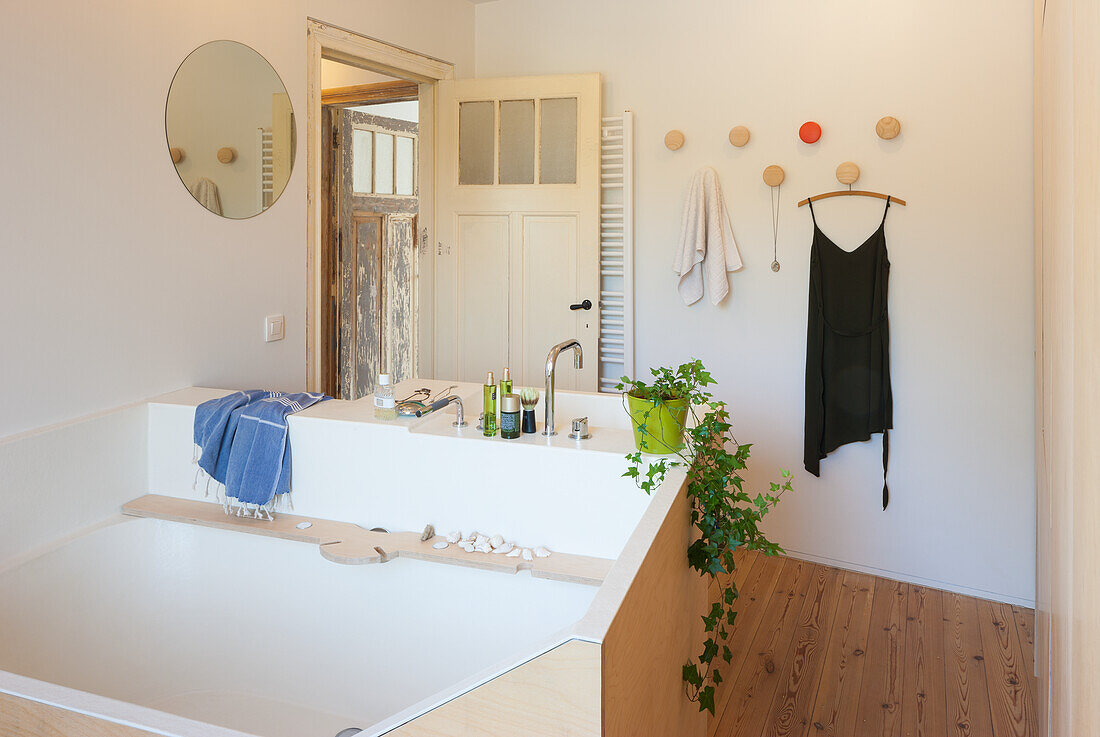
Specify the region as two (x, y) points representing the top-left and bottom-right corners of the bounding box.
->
(762, 165), (785, 187)
(170, 147), (185, 164)
(664, 130), (685, 151)
(728, 126), (750, 147)
(876, 116), (901, 140)
(217, 147), (237, 164)
(836, 161), (860, 185)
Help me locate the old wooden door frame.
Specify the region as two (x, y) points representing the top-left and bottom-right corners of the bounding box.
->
(306, 18), (454, 393)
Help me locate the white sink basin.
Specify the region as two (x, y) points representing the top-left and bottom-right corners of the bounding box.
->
(541, 389), (632, 433)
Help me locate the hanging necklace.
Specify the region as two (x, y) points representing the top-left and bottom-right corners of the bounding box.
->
(770, 183), (781, 272)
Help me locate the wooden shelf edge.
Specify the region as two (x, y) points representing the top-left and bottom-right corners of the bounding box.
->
(122, 495), (611, 586)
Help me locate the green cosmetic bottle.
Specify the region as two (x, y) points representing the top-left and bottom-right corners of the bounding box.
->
(500, 367), (513, 397)
(483, 371), (498, 437)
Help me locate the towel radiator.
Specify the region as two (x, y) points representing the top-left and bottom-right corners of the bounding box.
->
(258, 126), (274, 210)
(598, 111), (635, 392)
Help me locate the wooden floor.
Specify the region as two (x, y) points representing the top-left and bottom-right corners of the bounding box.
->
(710, 552), (1037, 737)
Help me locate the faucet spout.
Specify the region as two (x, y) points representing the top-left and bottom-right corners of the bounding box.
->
(543, 339), (583, 437)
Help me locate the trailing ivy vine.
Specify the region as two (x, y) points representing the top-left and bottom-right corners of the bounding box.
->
(618, 360), (792, 715)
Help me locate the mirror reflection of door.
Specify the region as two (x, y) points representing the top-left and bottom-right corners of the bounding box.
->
(321, 68), (420, 399)
(434, 74), (601, 391)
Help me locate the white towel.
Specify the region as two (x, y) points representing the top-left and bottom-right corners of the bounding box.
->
(672, 167), (743, 305)
(190, 177), (223, 216)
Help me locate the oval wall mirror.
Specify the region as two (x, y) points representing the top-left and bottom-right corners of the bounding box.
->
(165, 40), (296, 219)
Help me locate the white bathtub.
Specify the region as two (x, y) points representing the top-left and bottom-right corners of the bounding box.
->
(0, 382), (691, 737)
(0, 517), (597, 737)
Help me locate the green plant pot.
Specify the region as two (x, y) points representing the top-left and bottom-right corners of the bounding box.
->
(626, 393), (688, 454)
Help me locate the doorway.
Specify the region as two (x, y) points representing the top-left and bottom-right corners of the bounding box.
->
(306, 21), (605, 397)
(321, 64), (421, 398)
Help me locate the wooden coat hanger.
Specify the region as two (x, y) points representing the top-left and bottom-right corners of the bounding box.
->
(797, 162), (906, 207)
(797, 190), (907, 207)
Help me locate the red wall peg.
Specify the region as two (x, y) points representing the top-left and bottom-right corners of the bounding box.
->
(799, 121), (822, 144)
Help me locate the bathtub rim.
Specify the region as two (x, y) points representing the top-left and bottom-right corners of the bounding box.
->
(0, 387), (690, 737)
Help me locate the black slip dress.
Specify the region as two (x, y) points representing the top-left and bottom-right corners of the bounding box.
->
(804, 197), (893, 509)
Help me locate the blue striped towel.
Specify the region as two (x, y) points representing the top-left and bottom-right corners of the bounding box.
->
(193, 390), (329, 515)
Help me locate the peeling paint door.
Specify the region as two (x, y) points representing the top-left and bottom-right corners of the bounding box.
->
(335, 109), (419, 399)
(434, 74), (601, 390)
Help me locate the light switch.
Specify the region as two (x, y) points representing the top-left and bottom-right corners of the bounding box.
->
(265, 314), (285, 342)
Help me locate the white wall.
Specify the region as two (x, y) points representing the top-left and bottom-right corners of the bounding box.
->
(475, 0), (1036, 605)
(0, 0), (474, 438)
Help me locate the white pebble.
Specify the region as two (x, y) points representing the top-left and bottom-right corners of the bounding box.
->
(506, 548), (522, 558)
(534, 546), (552, 558)
(474, 534), (489, 547)
(492, 541), (514, 554)
(489, 534), (505, 549)
(463, 531), (479, 543)
(432, 541), (449, 550)
(521, 548), (534, 562)
(474, 543), (492, 554)
(459, 542), (475, 552)
(445, 531), (461, 544)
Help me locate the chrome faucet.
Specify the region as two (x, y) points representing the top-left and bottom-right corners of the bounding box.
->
(415, 395), (466, 428)
(543, 339), (583, 436)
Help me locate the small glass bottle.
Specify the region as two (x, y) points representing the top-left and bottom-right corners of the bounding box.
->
(500, 367), (513, 397)
(373, 373), (396, 420)
(500, 393), (521, 439)
(482, 371), (498, 436)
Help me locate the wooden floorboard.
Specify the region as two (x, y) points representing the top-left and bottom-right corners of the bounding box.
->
(707, 555), (1037, 737)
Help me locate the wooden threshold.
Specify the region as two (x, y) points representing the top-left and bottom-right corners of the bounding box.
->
(122, 495), (611, 586)
(321, 80), (419, 106)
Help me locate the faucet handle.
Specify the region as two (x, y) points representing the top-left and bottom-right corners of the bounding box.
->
(569, 417), (591, 440)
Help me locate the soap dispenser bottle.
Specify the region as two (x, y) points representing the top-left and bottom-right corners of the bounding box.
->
(483, 371), (498, 437)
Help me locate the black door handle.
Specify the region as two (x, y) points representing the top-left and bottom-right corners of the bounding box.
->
(570, 299), (593, 311)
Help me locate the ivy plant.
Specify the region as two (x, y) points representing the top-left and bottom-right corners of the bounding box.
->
(618, 360), (792, 715)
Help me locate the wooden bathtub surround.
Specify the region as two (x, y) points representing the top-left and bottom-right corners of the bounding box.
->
(0, 692), (161, 737)
(384, 640), (600, 737)
(602, 478), (708, 737)
(121, 495), (612, 586)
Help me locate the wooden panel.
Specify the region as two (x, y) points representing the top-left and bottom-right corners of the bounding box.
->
(383, 215), (417, 384)
(353, 215), (383, 398)
(901, 585), (948, 737)
(709, 559), (1039, 737)
(713, 558), (815, 735)
(943, 591), (995, 737)
(761, 564), (843, 737)
(603, 480), (708, 737)
(385, 639), (599, 737)
(806, 569), (876, 737)
(854, 577), (908, 736)
(0, 692), (159, 737)
(122, 495), (612, 586)
(457, 215), (509, 383)
(320, 104), (338, 398)
(520, 215), (578, 388)
(976, 599), (1036, 736)
(322, 80), (420, 106)
(710, 551), (784, 736)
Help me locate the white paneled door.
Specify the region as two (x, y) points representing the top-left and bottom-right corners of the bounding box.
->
(435, 74), (601, 390)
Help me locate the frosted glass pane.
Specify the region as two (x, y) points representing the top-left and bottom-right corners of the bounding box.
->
(498, 99), (535, 185)
(539, 97), (578, 184)
(352, 129), (373, 193)
(459, 101), (494, 185)
(375, 132), (394, 195)
(396, 136), (414, 196)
